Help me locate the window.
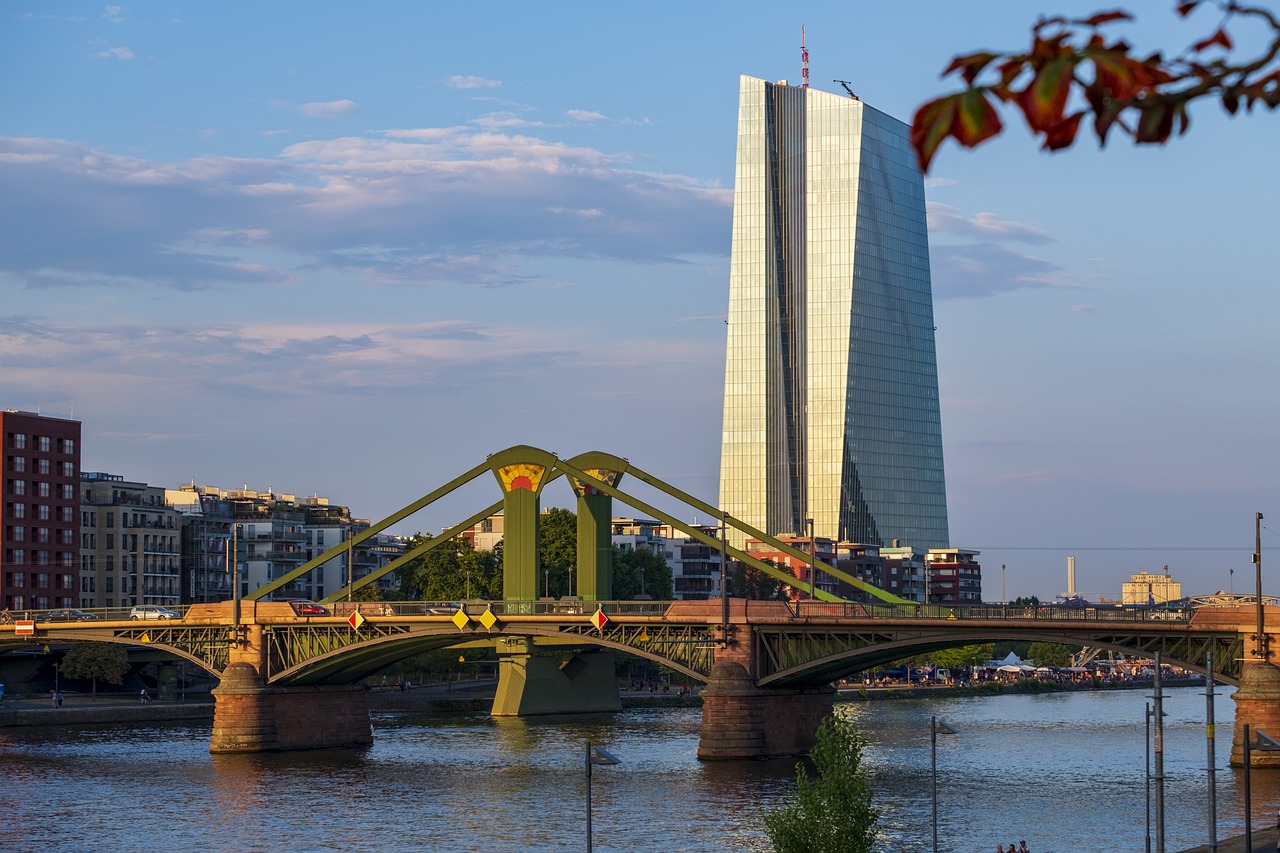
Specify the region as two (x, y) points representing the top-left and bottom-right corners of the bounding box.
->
(61, 574), (73, 589)
(37, 482), (49, 498)
(38, 437), (50, 452)
(106, 577), (114, 593)
(11, 503), (24, 519)
(12, 434), (25, 450)
(61, 529), (74, 545)
(11, 480), (24, 496)
(106, 512), (114, 528)
(36, 459), (49, 475)
(60, 438), (74, 454)
(61, 484), (74, 500)
(10, 569), (23, 585)
(10, 526), (24, 542)
(60, 506), (73, 522)
(37, 505), (50, 520)
(105, 534), (114, 549)
(37, 528), (50, 544)
(10, 456), (25, 472)
(61, 462), (74, 477)
(36, 574), (49, 589)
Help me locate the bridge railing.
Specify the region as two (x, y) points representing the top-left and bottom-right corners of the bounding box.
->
(327, 599), (672, 618)
(792, 601), (1195, 623)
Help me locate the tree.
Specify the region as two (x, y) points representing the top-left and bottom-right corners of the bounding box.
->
(539, 507), (578, 597)
(1027, 641), (1079, 667)
(730, 558), (788, 600)
(911, 2), (1280, 171)
(613, 545), (674, 600)
(395, 534), (501, 601)
(58, 642), (129, 699)
(764, 714), (879, 853)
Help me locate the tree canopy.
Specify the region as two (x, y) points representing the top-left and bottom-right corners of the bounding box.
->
(395, 534), (501, 601)
(59, 643), (129, 687)
(764, 714), (879, 853)
(912, 2), (1280, 171)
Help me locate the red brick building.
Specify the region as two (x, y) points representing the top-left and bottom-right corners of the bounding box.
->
(2, 410), (82, 611)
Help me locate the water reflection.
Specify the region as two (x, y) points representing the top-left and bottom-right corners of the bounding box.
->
(3, 689), (1280, 851)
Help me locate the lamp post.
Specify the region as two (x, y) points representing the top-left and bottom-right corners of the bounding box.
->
(719, 512), (728, 636)
(931, 716), (959, 853)
(1205, 649), (1218, 853)
(1254, 512), (1265, 661)
(1002, 563), (1006, 605)
(585, 741), (621, 853)
(1153, 652), (1166, 853)
(1242, 726), (1280, 853)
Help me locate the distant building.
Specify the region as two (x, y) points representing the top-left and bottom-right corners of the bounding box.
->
(81, 472), (182, 610)
(1122, 570), (1181, 605)
(718, 76), (949, 550)
(2, 410), (81, 611)
(924, 548), (983, 606)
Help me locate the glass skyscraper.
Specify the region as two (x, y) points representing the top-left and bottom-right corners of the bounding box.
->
(719, 76), (949, 549)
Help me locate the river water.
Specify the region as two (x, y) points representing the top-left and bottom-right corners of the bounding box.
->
(3, 687), (1279, 852)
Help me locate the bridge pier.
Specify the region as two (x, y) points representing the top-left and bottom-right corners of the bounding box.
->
(491, 640), (621, 716)
(1231, 661), (1280, 766)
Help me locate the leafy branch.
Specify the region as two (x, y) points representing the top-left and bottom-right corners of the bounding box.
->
(911, 1), (1280, 172)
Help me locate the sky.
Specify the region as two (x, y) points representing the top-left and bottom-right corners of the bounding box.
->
(4, 2), (1278, 602)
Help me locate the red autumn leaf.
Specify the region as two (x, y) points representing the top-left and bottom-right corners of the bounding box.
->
(1016, 56), (1078, 132)
(1041, 112), (1084, 150)
(1176, 2), (1202, 17)
(1193, 28), (1233, 52)
(953, 88), (1004, 147)
(1080, 10), (1133, 27)
(1135, 102), (1175, 143)
(910, 94), (960, 173)
(942, 51), (1002, 85)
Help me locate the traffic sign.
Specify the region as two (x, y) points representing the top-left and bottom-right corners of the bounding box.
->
(348, 610), (365, 630)
(591, 609), (609, 631)
(14, 620), (34, 636)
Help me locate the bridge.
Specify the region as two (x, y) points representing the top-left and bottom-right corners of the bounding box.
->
(4, 444), (1278, 763)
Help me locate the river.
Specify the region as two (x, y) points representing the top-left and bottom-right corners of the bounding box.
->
(2, 687), (1279, 852)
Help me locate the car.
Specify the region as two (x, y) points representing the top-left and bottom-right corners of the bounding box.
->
(45, 609), (99, 622)
(287, 600), (331, 617)
(130, 605), (180, 620)
(424, 602), (463, 615)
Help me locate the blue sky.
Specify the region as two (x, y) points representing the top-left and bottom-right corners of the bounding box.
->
(4, 2), (1278, 601)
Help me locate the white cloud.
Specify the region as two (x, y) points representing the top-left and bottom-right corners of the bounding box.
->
(445, 75), (501, 90)
(103, 5), (124, 23)
(298, 99), (359, 118)
(928, 202), (1053, 244)
(93, 46), (134, 60)
(566, 109), (606, 122)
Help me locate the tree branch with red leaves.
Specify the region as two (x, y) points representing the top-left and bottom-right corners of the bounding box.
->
(911, 1), (1280, 172)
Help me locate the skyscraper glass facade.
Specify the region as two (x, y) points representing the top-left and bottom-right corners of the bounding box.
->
(719, 76), (949, 549)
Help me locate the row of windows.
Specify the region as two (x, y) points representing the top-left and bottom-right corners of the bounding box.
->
(4, 433), (75, 454)
(5, 526), (77, 544)
(4, 457), (75, 477)
(4, 503), (76, 522)
(4, 480), (76, 499)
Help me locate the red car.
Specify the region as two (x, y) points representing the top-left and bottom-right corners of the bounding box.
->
(287, 600), (330, 617)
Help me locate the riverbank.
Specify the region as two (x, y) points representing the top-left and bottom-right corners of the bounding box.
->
(0, 694), (214, 727)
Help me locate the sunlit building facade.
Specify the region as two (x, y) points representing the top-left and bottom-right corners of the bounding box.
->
(719, 76), (949, 548)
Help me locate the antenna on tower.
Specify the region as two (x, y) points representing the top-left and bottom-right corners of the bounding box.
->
(834, 79), (859, 100)
(801, 27), (810, 89)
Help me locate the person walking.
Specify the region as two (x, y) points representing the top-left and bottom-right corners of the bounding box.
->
(55, 691), (63, 708)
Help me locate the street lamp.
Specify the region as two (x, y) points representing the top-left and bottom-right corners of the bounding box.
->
(585, 740), (621, 853)
(930, 716), (959, 853)
(1242, 726), (1280, 853)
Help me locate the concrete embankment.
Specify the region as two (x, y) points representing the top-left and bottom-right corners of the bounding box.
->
(0, 696), (214, 727)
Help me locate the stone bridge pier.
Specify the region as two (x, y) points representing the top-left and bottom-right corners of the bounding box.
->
(697, 611), (834, 761)
(208, 617), (373, 754)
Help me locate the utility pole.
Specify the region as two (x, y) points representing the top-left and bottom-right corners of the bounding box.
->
(1255, 512), (1266, 661)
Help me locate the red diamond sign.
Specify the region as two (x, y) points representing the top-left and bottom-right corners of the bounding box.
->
(591, 609), (609, 631)
(348, 610), (365, 630)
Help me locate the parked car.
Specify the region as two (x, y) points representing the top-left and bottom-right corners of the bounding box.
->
(45, 608), (99, 622)
(287, 600), (331, 617)
(130, 605), (180, 620)
(424, 602), (463, 615)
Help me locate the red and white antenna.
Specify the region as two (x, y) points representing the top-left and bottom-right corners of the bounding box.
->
(801, 26), (810, 89)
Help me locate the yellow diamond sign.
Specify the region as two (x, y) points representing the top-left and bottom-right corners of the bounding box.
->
(348, 611), (365, 630)
(451, 609), (470, 630)
(479, 609), (499, 631)
(591, 609), (609, 631)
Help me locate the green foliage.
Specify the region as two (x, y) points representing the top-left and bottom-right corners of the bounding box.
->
(350, 581), (384, 602)
(1027, 642), (1077, 668)
(1010, 595), (1041, 607)
(613, 546), (673, 600)
(764, 714), (878, 853)
(396, 534), (502, 601)
(59, 642), (129, 686)
(539, 507), (578, 597)
(730, 559), (788, 600)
